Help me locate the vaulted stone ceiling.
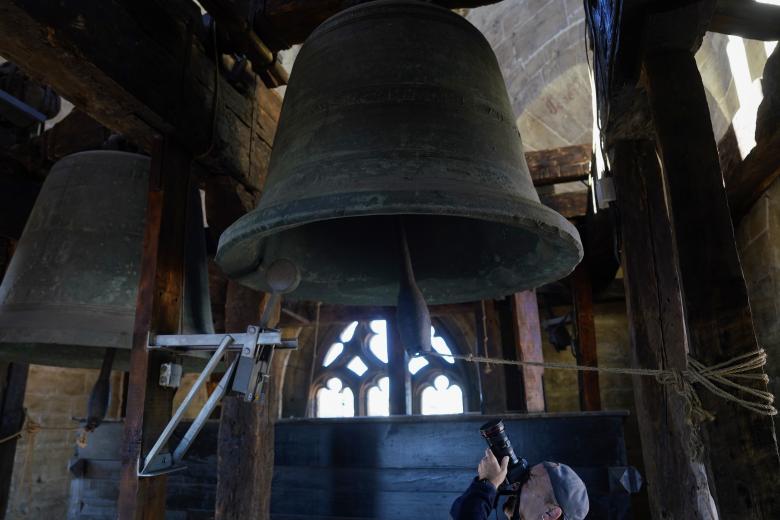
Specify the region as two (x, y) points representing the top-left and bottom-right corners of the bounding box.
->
(466, 0), (592, 151)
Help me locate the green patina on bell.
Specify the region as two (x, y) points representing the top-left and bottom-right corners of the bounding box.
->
(0, 151), (214, 369)
(217, 0), (582, 305)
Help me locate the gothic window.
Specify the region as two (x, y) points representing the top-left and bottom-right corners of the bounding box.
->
(311, 319), (473, 417)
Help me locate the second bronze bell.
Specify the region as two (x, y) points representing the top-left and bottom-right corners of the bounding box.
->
(0, 151), (214, 369)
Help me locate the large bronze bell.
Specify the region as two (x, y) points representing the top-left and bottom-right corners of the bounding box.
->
(0, 151), (214, 369)
(217, 0), (583, 305)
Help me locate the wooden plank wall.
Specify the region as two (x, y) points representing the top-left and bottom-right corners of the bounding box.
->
(68, 421), (218, 519)
(271, 413), (631, 519)
(67, 414), (631, 519)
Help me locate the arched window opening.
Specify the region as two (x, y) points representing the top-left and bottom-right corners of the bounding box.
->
(316, 377), (355, 418)
(312, 319), (471, 417)
(421, 375), (464, 415)
(366, 377), (390, 416)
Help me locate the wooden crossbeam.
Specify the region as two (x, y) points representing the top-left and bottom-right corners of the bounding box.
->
(526, 144), (591, 186)
(727, 130), (780, 220)
(711, 0), (780, 41)
(645, 43), (780, 518)
(0, 0), (280, 194)
(539, 191), (589, 219)
(254, 0), (504, 50)
(279, 301), (477, 327)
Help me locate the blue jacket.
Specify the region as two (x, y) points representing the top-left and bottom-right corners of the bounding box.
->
(450, 478), (497, 520)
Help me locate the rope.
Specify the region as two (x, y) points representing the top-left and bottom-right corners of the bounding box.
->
(424, 349), (777, 419)
(0, 412), (82, 445)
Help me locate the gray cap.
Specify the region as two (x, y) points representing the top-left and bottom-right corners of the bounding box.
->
(542, 462), (589, 520)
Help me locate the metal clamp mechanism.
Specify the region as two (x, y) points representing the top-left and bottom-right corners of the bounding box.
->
(139, 326), (297, 477)
(138, 258), (302, 477)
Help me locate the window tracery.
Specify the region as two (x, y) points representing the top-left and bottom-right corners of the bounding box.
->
(311, 319), (471, 417)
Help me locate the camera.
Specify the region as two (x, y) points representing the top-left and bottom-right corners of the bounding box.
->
(479, 418), (530, 487)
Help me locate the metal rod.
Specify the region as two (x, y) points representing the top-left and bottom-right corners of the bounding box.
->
(259, 293), (281, 329)
(173, 357), (238, 463)
(150, 331), (282, 348)
(141, 335), (233, 473)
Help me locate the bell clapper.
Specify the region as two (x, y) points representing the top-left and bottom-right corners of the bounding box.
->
(85, 347), (116, 433)
(396, 217), (432, 357)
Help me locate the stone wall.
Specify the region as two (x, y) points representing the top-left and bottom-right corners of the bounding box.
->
(6, 366), (103, 519)
(736, 178), (780, 431)
(5, 365), (206, 519)
(466, 0), (591, 151)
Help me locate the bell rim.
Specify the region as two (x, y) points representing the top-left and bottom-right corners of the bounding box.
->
(51, 149), (150, 165)
(216, 190), (583, 301)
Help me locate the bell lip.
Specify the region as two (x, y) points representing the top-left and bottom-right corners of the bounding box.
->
(53, 149), (150, 164)
(216, 190), (584, 302)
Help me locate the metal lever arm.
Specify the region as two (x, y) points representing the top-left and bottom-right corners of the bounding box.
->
(140, 335), (233, 476)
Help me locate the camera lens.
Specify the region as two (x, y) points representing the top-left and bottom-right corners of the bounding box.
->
(479, 419), (520, 467)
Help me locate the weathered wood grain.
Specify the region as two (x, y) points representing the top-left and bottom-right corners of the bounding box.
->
(475, 300), (507, 414)
(538, 191), (589, 219)
(644, 49), (780, 519)
(526, 144), (591, 187)
(612, 139), (716, 519)
(254, 0), (504, 50)
(117, 139), (191, 519)
(216, 286), (285, 520)
(571, 262), (601, 411)
(509, 292), (545, 412)
(710, 0), (780, 41)
(0, 0), (280, 193)
(0, 360), (28, 520)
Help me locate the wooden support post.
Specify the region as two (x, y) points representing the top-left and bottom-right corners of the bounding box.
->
(613, 139), (716, 518)
(644, 49), (780, 517)
(118, 138), (193, 519)
(496, 298), (525, 412)
(571, 263), (601, 411)
(386, 317), (411, 415)
(0, 361), (28, 520)
(510, 292), (545, 413)
(0, 238), (27, 520)
(215, 283), (285, 520)
(475, 300), (507, 414)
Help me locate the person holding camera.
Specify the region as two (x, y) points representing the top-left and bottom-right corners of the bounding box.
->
(450, 448), (589, 519)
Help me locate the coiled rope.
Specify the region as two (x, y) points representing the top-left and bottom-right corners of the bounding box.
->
(425, 348), (775, 459)
(424, 348), (776, 418)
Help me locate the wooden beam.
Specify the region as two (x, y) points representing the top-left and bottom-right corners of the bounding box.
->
(386, 316), (411, 415)
(0, 172), (39, 240)
(571, 262), (601, 411)
(539, 191), (589, 219)
(644, 47), (780, 518)
(9, 109), (110, 179)
(727, 130), (780, 220)
(0, 237), (27, 518)
(254, 0), (504, 50)
(612, 139), (716, 519)
(526, 144), (591, 187)
(0, 361), (28, 520)
(496, 297), (525, 412)
(0, 0), (280, 193)
(510, 292), (545, 413)
(475, 300), (507, 414)
(215, 285), (283, 520)
(278, 301), (477, 327)
(117, 138), (191, 519)
(711, 0), (780, 41)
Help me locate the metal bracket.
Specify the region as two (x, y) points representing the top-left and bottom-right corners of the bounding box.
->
(138, 325), (297, 477)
